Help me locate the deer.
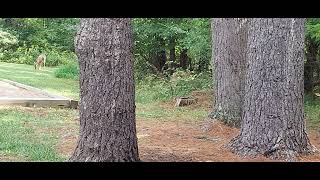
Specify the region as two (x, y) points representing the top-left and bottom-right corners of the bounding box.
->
(34, 54), (46, 70)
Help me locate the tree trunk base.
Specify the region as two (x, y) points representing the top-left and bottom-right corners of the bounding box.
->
(69, 151), (141, 162)
(208, 110), (241, 128)
(227, 136), (316, 162)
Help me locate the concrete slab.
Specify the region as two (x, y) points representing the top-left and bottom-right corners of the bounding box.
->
(0, 79), (78, 108)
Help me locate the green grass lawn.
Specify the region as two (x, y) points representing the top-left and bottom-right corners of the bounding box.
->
(0, 106), (78, 161)
(0, 62), (79, 100)
(0, 62), (79, 161)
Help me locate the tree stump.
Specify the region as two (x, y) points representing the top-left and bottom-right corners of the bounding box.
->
(175, 97), (197, 107)
(70, 100), (79, 109)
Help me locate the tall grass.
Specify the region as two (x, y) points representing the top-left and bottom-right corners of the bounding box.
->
(305, 94), (320, 131)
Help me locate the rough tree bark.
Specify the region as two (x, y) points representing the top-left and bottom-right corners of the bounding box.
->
(210, 18), (248, 128)
(69, 18), (139, 162)
(229, 18), (313, 161)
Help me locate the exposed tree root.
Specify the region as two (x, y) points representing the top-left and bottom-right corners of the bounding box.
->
(227, 136), (316, 162)
(201, 117), (217, 132)
(208, 110), (241, 129)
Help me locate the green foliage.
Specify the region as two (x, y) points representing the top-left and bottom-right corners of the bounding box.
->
(179, 19), (212, 71)
(133, 18), (212, 76)
(45, 48), (77, 66)
(306, 18), (320, 45)
(0, 18), (79, 66)
(0, 29), (18, 50)
(170, 70), (212, 95)
(54, 61), (79, 80)
(0, 18), (79, 51)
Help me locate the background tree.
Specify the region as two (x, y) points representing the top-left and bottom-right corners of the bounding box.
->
(70, 18), (139, 162)
(0, 29), (18, 50)
(305, 18), (320, 95)
(133, 18), (212, 79)
(209, 18), (248, 128)
(229, 18), (313, 161)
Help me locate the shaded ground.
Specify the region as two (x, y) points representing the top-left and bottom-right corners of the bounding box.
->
(55, 91), (320, 162)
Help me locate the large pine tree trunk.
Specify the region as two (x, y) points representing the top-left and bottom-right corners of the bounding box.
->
(229, 18), (313, 161)
(210, 18), (248, 128)
(69, 18), (139, 162)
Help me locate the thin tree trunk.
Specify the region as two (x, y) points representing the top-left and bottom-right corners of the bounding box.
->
(188, 56), (193, 71)
(210, 18), (248, 128)
(69, 18), (139, 162)
(229, 18), (313, 161)
(169, 37), (176, 74)
(304, 36), (319, 94)
(180, 49), (188, 70)
(157, 37), (167, 72)
(169, 37), (176, 64)
(197, 57), (209, 72)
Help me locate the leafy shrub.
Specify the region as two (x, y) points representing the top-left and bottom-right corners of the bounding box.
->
(0, 29), (18, 50)
(46, 48), (77, 66)
(169, 70), (212, 96)
(54, 61), (79, 80)
(133, 56), (155, 81)
(136, 70), (212, 103)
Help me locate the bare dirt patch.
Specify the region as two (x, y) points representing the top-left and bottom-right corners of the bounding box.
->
(137, 119), (273, 162)
(0, 154), (26, 162)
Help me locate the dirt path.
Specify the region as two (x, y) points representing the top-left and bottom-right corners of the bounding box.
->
(0, 154), (26, 162)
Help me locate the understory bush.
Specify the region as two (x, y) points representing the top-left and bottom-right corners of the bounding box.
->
(54, 61), (79, 80)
